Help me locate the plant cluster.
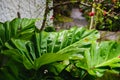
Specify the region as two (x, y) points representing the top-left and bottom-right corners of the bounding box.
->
(53, 0), (120, 31)
(80, 0), (120, 31)
(0, 18), (120, 80)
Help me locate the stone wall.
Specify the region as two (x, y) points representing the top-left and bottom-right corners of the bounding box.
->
(0, 0), (53, 28)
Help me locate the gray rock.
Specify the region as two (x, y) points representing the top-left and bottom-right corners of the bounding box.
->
(56, 8), (88, 30)
(99, 31), (120, 41)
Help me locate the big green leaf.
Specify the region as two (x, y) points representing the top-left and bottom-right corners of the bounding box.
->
(0, 18), (36, 52)
(46, 27), (99, 53)
(2, 26), (99, 70)
(76, 41), (120, 77)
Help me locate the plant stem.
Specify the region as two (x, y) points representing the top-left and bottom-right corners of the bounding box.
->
(89, 5), (95, 29)
(40, 0), (49, 31)
(81, 71), (88, 80)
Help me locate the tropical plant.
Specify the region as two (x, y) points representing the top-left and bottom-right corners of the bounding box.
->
(0, 18), (99, 79)
(0, 18), (120, 80)
(76, 41), (120, 79)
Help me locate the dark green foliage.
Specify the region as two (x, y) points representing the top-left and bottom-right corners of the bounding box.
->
(0, 18), (120, 80)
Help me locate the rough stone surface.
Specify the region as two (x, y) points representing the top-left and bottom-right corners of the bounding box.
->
(0, 0), (53, 29)
(99, 31), (120, 41)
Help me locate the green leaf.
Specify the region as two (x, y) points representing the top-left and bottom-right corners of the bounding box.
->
(2, 27), (99, 70)
(76, 41), (120, 77)
(34, 53), (70, 70)
(0, 18), (36, 49)
(47, 27), (99, 53)
(1, 17), (100, 71)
